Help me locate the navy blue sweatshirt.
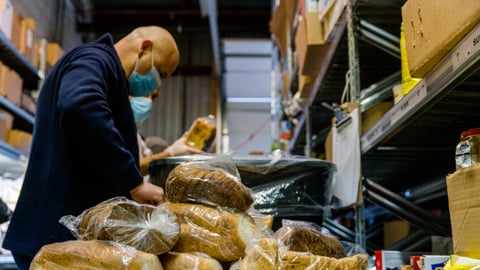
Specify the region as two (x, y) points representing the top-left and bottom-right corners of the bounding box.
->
(3, 33), (143, 258)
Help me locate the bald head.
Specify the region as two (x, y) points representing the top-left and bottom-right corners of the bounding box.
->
(115, 26), (179, 79)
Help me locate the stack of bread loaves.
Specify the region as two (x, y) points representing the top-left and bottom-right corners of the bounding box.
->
(237, 223), (369, 270)
(31, 197), (181, 269)
(161, 156), (258, 267)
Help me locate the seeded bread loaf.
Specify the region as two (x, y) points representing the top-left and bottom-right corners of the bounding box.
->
(274, 224), (346, 258)
(164, 202), (256, 262)
(30, 240), (163, 270)
(78, 198), (180, 255)
(165, 162), (253, 211)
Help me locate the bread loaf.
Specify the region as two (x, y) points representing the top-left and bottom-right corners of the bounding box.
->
(30, 240), (163, 270)
(239, 237), (279, 270)
(161, 252), (222, 270)
(164, 202), (256, 262)
(165, 162), (253, 211)
(274, 224), (346, 258)
(78, 198), (180, 255)
(279, 249), (368, 270)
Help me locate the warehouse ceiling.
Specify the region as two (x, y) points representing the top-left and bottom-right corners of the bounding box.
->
(77, 0), (273, 40)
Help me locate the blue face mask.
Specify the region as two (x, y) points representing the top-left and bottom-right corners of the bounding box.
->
(130, 96), (152, 123)
(128, 48), (162, 97)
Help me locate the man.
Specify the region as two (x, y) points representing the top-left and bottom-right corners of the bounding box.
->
(3, 26), (178, 269)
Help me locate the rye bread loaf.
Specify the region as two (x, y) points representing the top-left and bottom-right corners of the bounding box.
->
(161, 252), (222, 270)
(164, 202), (256, 262)
(274, 224), (346, 258)
(30, 240), (163, 270)
(165, 162), (253, 211)
(78, 198), (180, 255)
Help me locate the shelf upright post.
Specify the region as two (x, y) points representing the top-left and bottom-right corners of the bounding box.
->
(346, 0), (366, 250)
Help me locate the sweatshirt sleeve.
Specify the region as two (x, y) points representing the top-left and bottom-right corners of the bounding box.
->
(56, 49), (143, 194)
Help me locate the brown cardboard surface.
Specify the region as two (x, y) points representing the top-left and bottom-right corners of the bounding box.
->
(21, 92), (36, 115)
(6, 129), (32, 152)
(47, 42), (64, 66)
(0, 64), (23, 105)
(319, 0), (346, 41)
(295, 13), (329, 76)
(10, 10), (22, 49)
(361, 102), (393, 135)
(269, 4), (288, 59)
(446, 164), (480, 259)
(384, 220), (410, 248)
(402, 0), (480, 77)
(0, 108), (13, 141)
(19, 18), (36, 65)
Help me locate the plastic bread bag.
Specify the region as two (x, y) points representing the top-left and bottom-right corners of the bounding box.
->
(278, 248), (368, 270)
(163, 202), (256, 262)
(164, 154), (254, 212)
(273, 219), (347, 258)
(160, 251), (223, 270)
(59, 196), (180, 255)
(30, 240), (163, 270)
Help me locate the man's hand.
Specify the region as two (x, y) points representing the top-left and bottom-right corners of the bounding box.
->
(165, 136), (202, 157)
(130, 181), (164, 205)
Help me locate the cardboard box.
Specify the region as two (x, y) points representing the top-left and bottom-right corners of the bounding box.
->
(384, 219), (411, 248)
(0, 64), (23, 105)
(446, 164), (480, 259)
(269, 3), (288, 59)
(0, 108), (13, 141)
(402, 0), (480, 77)
(375, 250), (420, 270)
(10, 10), (22, 49)
(0, 0), (13, 39)
(19, 18), (36, 65)
(21, 92), (36, 115)
(318, 0), (347, 41)
(297, 73), (316, 99)
(295, 13), (329, 76)
(47, 42), (64, 66)
(6, 129), (32, 152)
(361, 101), (393, 135)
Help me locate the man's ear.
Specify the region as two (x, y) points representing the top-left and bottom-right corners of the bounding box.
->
(139, 40), (154, 57)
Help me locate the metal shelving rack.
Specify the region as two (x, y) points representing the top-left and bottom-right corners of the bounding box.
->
(0, 30), (40, 134)
(284, 0), (480, 253)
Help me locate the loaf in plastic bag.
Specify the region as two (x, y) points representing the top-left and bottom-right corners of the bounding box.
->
(161, 251), (222, 270)
(30, 240), (163, 270)
(164, 202), (256, 262)
(165, 155), (253, 211)
(60, 196), (180, 255)
(273, 219), (347, 258)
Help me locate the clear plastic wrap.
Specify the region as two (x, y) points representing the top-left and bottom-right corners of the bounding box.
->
(164, 155), (254, 212)
(164, 202), (256, 262)
(161, 251), (223, 270)
(149, 154), (335, 217)
(60, 196), (180, 255)
(30, 240), (163, 270)
(273, 219), (347, 259)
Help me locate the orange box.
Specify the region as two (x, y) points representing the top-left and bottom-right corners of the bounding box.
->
(19, 18), (36, 65)
(9, 10), (22, 49)
(47, 42), (64, 66)
(6, 128), (32, 152)
(21, 92), (36, 115)
(0, 108), (13, 141)
(0, 64), (23, 105)
(295, 13), (329, 76)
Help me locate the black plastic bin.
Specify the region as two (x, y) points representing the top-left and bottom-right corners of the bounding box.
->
(148, 154), (336, 218)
